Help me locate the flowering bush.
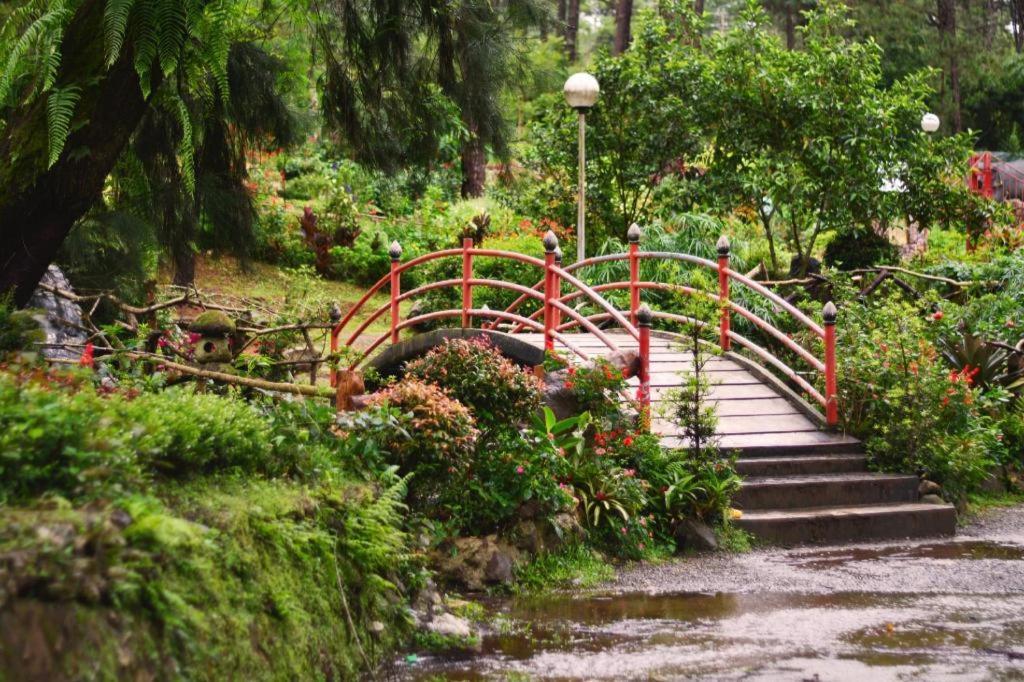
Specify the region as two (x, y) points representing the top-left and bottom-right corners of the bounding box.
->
(405, 337), (541, 432)
(835, 294), (1004, 500)
(545, 351), (632, 423)
(368, 379), (479, 506)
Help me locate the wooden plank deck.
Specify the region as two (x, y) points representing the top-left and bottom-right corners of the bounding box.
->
(515, 332), (857, 452)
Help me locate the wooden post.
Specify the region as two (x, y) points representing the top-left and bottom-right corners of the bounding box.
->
(543, 230), (559, 352)
(335, 369), (365, 413)
(389, 240), (402, 344)
(717, 235), (731, 352)
(328, 302), (342, 388)
(823, 301), (838, 428)
(637, 303), (653, 432)
(462, 236), (474, 328)
(627, 222), (641, 327)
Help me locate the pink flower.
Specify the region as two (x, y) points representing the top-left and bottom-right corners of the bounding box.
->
(620, 527), (628, 534)
(516, 466), (525, 475)
(623, 469), (636, 478)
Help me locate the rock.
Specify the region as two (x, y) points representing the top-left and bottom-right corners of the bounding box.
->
(430, 535), (521, 591)
(919, 480), (942, 496)
(980, 469), (1007, 494)
(426, 613), (473, 639)
(511, 512), (583, 555)
(26, 265), (89, 361)
(920, 494), (946, 505)
(675, 519), (719, 552)
(367, 621), (386, 635)
(542, 350), (642, 419)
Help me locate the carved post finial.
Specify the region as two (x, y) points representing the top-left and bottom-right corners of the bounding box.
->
(543, 230), (559, 253)
(636, 304), (653, 327)
(823, 301), (837, 325)
(627, 223), (642, 244)
(716, 235), (731, 257)
(388, 240), (403, 261)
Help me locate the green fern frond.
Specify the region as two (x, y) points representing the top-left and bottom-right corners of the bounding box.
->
(156, 0), (187, 77)
(175, 96), (196, 194)
(133, 0), (159, 97)
(0, 2), (69, 106)
(103, 0), (136, 66)
(46, 84), (81, 167)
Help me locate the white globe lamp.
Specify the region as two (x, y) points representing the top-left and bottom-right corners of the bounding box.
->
(921, 113), (940, 133)
(563, 72), (600, 111)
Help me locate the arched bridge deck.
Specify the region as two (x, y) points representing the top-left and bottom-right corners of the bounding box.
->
(515, 331), (858, 453)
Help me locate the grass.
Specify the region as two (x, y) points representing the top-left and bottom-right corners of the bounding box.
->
(964, 490), (1024, 518)
(512, 545), (616, 594)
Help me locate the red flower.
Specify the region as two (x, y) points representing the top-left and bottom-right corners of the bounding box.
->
(932, 310), (944, 321)
(564, 380), (575, 389)
(623, 435), (634, 446)
(516, 465), (525, 475)
(79, 343), (94, 368)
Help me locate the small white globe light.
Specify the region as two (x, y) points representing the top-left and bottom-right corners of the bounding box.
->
(921, 113), (940, 133)
(563, 72), (600, 110)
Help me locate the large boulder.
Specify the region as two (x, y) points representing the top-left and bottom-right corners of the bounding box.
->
(542, 349), (640, 420)
(26, 265), (89, 361)
(430, 535), (522, 591)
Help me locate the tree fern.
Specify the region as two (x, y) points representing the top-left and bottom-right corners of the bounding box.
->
(46, 84), (80, 167)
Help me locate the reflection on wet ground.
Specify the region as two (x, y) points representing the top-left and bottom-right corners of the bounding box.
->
(390, 533), (1024, 681)
(785, 539), (1024, 570)
(396, 591), (1024, 680)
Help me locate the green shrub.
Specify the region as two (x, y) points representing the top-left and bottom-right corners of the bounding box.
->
(0, 371), (143, 504)
(835, 293), (1004, 500)
(367, 379), (478, 506)
(123, 390), (274, 476)
(405, 337), (541, 433)
(823, 228), (899, 269)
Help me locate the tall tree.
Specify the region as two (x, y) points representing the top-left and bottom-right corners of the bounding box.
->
(613, 0), (634, 54)
(936, 0), (962, 131)
(565, 0), (580, 61)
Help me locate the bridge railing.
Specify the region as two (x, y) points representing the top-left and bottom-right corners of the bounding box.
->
(330, 226), (839, 427)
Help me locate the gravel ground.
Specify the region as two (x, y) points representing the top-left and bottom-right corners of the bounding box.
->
(610, 503), (1024, 595)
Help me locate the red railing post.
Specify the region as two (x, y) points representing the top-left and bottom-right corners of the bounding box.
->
(717, 235), (731, 351)
(637, 304), (652, 432)
(461, 236), (474, 328)
(553, 246), (563, 333)
(543, 230), (558, 352)
(823, 301), (838, 427)
(627, 222), (641, 327)
(389, 240), (402, 344)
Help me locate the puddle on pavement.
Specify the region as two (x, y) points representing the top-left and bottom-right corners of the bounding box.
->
(389, 591), (1024, 681)
(784, 540), (1024, 570)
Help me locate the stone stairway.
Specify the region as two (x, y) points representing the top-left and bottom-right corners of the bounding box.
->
(733, 443), (957, 545)
(518, 332), (958, 546)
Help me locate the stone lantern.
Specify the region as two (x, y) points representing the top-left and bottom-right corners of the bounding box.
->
(189, 310), (236, 366)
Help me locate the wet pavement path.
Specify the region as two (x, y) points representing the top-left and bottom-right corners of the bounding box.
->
(394, 505), (1024, 681)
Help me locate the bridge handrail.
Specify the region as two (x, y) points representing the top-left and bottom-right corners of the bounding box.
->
(329, 228), (839, 427)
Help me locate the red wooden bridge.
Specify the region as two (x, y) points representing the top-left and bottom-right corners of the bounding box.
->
(329, 227), (955, 544)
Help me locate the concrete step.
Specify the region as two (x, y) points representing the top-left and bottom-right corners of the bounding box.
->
(735, 503), (957, 545)
(734, 439), (864, 458)
(735, 454), (868, 477)
(736, 473), (919, 510)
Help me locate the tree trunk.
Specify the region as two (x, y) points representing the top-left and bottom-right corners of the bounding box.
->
(460, 124), (486, 198)
(558, 0), (567, 24)
(694, 0), (705, 16)
(565, 0), (580, 62)
(1012, 0), (1024, 52)
(613, 0), (634, 55)
(0, 0), (155, 306)
(937, 0), (962, 131)
(784, 2), (796, 50)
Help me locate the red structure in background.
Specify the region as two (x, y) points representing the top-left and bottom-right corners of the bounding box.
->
(968, 152), (994, 198)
